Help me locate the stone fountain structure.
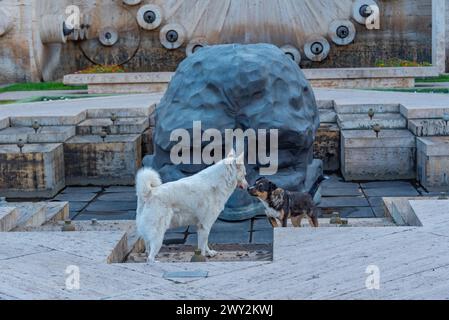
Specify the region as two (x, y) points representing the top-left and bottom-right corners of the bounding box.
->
(0, 0), (444, 84)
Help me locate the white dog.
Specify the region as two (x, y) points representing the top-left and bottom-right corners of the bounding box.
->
(136, 151), (248, 263)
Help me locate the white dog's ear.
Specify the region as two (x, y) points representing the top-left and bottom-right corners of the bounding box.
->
(236, 152), (245, 165)
(227, 149), (236, 159)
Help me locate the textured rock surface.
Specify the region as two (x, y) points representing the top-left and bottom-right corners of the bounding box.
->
(144, 44), (321, 220)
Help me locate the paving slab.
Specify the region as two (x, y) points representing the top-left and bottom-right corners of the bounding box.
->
(186, 231), (251, 245)
(104, 186), (136, 193)
(54, 192), (97, 202)
(75, 211), (136, 221)
(362, 186), (419, 197)
(67, 201), (89, 213)
(252, 230), (273, 244)
(252, 218), (273, 231)
(84, 201), (137, 212)
(62, 187), (103, 194)
(97, 192), (137, 202)
(319, 196), (370, 208)
(372, 206), (386, 218)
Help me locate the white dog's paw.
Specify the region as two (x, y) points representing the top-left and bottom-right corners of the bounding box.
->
(206, 250), (218, 258)
(147, 258), (160, 264)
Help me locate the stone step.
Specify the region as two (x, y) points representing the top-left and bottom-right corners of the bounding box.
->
(1, 202), (69, 232)
(408, 119), (449, 137)
(7, 203), (47, 230)
(317, 100), (335, 109)
(0, 126), (76, 144)
(86, 105), (155, 119)
(9, 112), (86, 127)
(76, 117), (149, 135)
(319, 109), (337, 123)
(335, 104), (401, 114)
(337, 113), (407, 130)
(0, 207), (18, 232)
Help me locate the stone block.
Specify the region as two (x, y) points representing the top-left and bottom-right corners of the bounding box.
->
(86, 105), (155, 119)
(9, 112), (86, 126)
(337, 113), (406, 130)
(0, 117), (10, 130)
(319, 109), (337, 123)
(341, 130), (416, 181)
(0, 126), (75, 144)
(0, 144), (65, 198)
(0, 207), (18, 232)
(142, 128), (154, 155)
(313, 124), (340, 172)
(417, 137), (449, 191)
(64, 134), (142, 186)
(408, 119), (449, 137)
(335, 104), (400, 114)
(76, 117), (149, 135)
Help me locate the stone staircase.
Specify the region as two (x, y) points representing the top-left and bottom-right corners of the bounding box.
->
(0, 200), (68, 232)
(0, 104), (155, 199)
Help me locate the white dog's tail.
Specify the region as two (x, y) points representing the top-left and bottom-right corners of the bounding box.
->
(135, 167), (162, 199)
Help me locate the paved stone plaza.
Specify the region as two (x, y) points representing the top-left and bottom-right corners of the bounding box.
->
(43, 174), (426, 246)
(1, 89), (449, 299)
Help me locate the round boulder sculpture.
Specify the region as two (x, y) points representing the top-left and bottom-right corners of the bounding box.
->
(143, 43), (322, 221)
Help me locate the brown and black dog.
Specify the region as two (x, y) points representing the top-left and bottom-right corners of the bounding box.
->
(248, 176), (327, 228)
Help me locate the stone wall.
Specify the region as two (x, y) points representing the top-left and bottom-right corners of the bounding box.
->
(0, 0), (437, 83)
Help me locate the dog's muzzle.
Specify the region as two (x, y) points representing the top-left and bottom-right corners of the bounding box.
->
(247, 186), (257, 196)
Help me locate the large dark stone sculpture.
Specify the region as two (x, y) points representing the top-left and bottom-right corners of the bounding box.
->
(143, 43), (322, 221)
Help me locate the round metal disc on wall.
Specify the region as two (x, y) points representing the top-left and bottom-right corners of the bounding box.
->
(99, 27), (119, 47)
(137, 4), (163, 30)
(160, 23), (186, 50)
(80, 6), (140, 65)
(328, 20), (356, 46)
(304, 36), (330, 62)
(186, 37), (208, 56)
(352, 0), (378, 25)
(281, 45), (301, 64)
(123, 0), (142, 6)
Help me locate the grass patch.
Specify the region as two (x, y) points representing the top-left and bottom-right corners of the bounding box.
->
(372, 88), (449, 94)
(375, 58), (432, 68)
(0, 82), (87, 93)
(76, 64), (125, 74)
(0, 100), (17, 105)
(416, 74), (449, 83)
